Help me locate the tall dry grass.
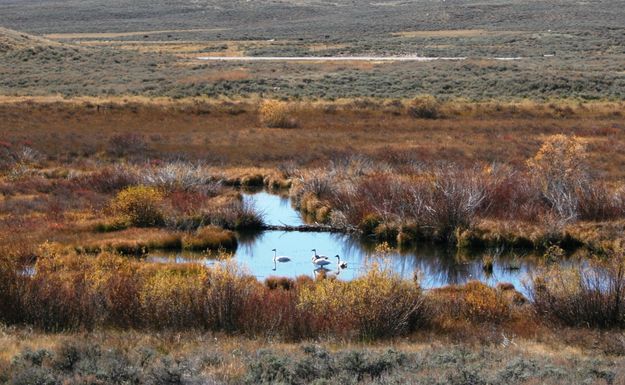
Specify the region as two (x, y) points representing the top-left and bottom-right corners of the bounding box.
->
(259, 100), (297, 128)
(0, 249), (430, 338)
(298, 263), (424, 339)
(527, 248), (625, 328)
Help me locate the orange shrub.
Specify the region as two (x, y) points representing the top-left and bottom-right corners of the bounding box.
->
(407, 95), (441, 119)
(429, 281), (512, 324)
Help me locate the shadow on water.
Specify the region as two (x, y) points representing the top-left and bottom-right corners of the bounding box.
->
(148, 190), (576, 292)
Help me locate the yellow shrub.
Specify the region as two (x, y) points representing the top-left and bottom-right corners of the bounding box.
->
(259, 100), (297, 128)
(111, 185), (164, 227)
(139, 266), (206, 328)
(298, 263), (423, 338)
(527, 134), (588, 188)
(527, 134), (588, 220)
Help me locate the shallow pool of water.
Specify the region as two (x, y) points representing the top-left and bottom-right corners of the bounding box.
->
(148, 190), (572, 292)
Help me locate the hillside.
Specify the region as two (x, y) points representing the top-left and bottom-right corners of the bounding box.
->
(0, 26), (61, 53)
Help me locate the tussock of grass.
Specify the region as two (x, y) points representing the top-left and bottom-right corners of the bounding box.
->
(80, 227), (236, 255)
(259, 100), (298, 128)
(182, 226), (238, 252)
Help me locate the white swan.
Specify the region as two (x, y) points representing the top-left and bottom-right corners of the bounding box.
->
(272, 249), (291, 263)
(311, 249), (331, 266)
(334, 255), (347, 269)
(311, 248), (329, 260)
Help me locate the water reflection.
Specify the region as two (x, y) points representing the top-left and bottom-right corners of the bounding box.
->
(148, 190), (575, 293)
(243, 190), (304, 226)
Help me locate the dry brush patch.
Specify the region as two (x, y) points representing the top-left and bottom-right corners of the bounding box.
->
(290, 135), (625, 249)
(527, 247), (625, 328)
(2, 99), (625, 178)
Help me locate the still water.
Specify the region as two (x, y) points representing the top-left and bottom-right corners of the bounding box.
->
(148, 191), (569, 291)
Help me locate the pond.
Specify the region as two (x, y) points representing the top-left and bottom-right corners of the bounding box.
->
(148, 191), (575, 292)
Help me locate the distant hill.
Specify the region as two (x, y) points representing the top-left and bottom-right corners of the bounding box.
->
(0, 27), (62, 53)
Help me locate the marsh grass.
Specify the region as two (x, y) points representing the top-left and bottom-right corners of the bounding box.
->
(80, 227), (236, 255)
(528, 248), (625, 328)
(182, 226), (238, 252)
(291, 135), (625, 248)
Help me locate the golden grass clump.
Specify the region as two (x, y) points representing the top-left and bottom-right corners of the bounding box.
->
(111, 185), (165, 227)
(182, 226), (238, 252)
(259, 100), (298, 128)
(428, 281), (513, 325)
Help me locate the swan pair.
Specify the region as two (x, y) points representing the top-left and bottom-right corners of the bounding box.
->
(271, 248), (347, 269)
(311, 249), (347, 269)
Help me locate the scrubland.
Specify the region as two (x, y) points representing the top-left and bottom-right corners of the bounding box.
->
(2, 1), (625, 381)
(2, 100), (625, 382)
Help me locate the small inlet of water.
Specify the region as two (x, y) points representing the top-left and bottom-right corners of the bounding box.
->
(147, 190), (575, 292)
